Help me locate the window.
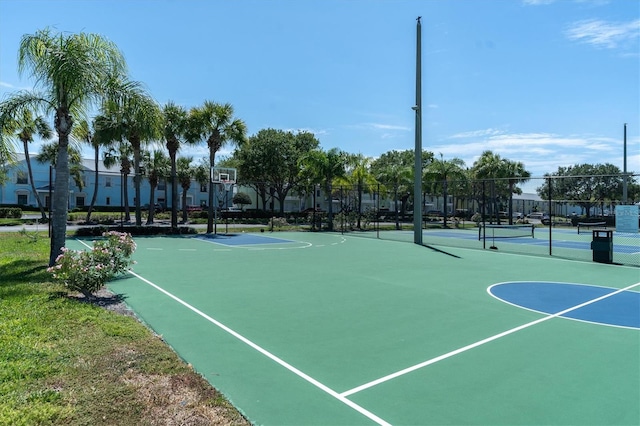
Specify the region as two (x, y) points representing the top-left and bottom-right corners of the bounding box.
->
(17, 194), (28, 205)
(16, 171), (27, 184)
(76, 196), (85, 207)
(106, 177), (111, 187)
(106, 197), (111, 206)
(158, 182), (166, 190)
(200, 184), (207, 192)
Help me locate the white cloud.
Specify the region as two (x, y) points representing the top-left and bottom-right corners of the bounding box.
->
(368, 123), (412, 131)
(283, 127), (330, 136)
(0, 81), (32, 91)
(449, 128), (505, 139)
(522, 0), (556, 5)
(430, 131), (637, 179)
(565, 19), (640, 49)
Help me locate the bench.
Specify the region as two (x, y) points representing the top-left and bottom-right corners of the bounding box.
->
(577, 222), (607, 234)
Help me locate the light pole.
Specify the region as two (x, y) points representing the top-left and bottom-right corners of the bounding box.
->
(413, 16), (423, 245)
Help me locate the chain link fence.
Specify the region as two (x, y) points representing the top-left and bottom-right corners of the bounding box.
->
(272, 175), (639, 267)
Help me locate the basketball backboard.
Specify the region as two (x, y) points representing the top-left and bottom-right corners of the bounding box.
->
(211, 167), (237, 184)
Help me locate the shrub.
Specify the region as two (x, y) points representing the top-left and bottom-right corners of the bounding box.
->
(74, 225), (197, 237)
(269, 216), (288, 230)
(47, 231), (136, 298)
(0, 207), (22, 218)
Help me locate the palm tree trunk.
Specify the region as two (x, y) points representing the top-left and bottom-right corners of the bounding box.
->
(49, 133), (70, 266)
(23, 142), (47, 222)
(123, 172), (131, 222)
(170, 153), (178, 230)
(207, 152), (216, 233)
(133, 142), (142, 226)
(86, 144), (99, 223)
(182, 188), (188, 223)
(147, 184), (156, 225)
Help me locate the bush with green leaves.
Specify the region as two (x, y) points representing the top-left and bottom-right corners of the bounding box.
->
(0, 207), (22, 218)
(47, 231), (136, 298)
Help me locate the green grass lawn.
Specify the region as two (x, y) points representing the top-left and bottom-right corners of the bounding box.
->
(0, 232), (248, 426)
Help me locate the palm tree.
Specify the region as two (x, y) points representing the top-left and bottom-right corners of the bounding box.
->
(162, 102), (190, 230)
(472, 151), (507, 224)
(299, 148), (349, 231)
(0, 28), (127, 265)
(142, 149), (169, 224)
(336, 154), (378, 229)
(177, 156), (194, 223)
(72, 118), (103, 223)
(36, 142), (85, 214)
(2, 109), (53, 221)
(103, 142), (133, 222)
(0, 121), (18, 180)
(424, 154), (466, 228)
(374, 162), (412, 230)
(97, 90), (162, 225)
(502, 159), (531, 224)
(188, 101), (246, 234)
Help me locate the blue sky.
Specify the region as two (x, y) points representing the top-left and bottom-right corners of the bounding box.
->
(1, 0), (638, 192)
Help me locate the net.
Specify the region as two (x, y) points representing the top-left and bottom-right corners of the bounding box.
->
(479, 224), (535, 240)
(221, 180), (233, 192)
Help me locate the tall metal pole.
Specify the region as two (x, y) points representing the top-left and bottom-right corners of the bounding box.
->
(623, 123), (628, 204)
(548, 176), (552, 256)
(413, 16), (423, 245)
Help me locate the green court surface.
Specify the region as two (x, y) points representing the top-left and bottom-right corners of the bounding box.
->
(68, 232), (640, 425)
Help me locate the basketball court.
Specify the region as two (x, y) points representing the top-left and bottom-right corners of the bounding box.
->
(69, 232), (640, 425)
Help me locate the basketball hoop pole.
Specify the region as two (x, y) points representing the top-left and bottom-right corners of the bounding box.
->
(213, 183), (218, 235)
(210, 167), (237, 236)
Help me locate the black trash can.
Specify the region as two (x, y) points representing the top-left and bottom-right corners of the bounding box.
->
(591, 230), (613, 264)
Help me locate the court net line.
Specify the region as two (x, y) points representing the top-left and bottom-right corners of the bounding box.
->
(340, 281), (640, 398)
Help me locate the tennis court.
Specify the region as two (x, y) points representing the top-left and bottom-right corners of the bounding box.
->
(69, 232), (639, 425)
(343, 225), (640, 266)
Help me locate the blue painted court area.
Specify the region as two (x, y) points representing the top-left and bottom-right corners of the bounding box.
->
(489, 281), (640, 329)
(197, 233), (294, 246)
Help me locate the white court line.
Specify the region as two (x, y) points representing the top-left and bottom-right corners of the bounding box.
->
(195, 237), (313, 250)
(340, 281), (640, 398)
(126, 269), (392, 426)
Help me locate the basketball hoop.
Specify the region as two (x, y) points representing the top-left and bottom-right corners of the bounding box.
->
(211, 167), (237, 188)
(221, 180), (233, 192)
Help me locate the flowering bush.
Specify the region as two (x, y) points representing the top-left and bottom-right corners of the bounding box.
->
(269, 216), (289, 230)
(48, 231), (136, 298)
